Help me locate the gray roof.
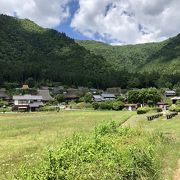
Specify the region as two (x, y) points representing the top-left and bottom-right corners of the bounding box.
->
(13, 95), (43, 100)
(93, 95), (103, 102)
(53, 86), (64, 93)
(29, 102), (43, 108)
(171, 97), (180, 100)
(165, 90), (176, 94)
(0, 88), (8, 98)
(38, 90), (54, 101)
(101, 93), (116, 98)
(93, 95), (102, 99)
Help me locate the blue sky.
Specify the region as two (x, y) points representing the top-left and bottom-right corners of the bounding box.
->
(0, 0), (180, 45)
(55, 0), (89, 40)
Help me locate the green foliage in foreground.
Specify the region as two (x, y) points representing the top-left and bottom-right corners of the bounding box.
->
(169, 104), (180, 112)
(136, 107), (152, 114)
(18, 121), (167, 179)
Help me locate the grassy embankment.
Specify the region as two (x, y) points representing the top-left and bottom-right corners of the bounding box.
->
(124, 113), (180, 179)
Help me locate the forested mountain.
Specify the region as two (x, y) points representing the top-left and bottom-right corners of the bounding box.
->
(0, 14), (179, 89)
(77, 35), (180, 74)
(0, 14), (112, 88)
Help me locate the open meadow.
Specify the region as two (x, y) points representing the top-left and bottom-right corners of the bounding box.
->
(124, 113), (180, 179)
(0, 110), (134, 179)
(0, 110), (179, 179)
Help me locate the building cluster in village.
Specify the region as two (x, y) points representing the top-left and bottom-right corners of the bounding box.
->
(0, 85), (179, 112)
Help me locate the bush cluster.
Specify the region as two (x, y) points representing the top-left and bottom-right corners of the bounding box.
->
(70, 102), (93, 109)
(18, 121), (167, 179)
(137, 107), (152, 114)
(92, 101), (124, 111)
(169, 104), (180, 112)
(39, 106), (58, 112)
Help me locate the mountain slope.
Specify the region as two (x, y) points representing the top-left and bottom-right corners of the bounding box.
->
(0, 14), (112, 88)
(0, 14), (179, 89)
(77, 35), (180, 74)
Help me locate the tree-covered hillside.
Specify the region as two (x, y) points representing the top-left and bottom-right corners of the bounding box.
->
(77, 36), (180, 74)
(0, 14), (113, 88)
(0, 14), (179, 89)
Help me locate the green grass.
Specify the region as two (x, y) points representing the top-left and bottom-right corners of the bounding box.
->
(0, 110), (134, 179)
(124, 113), (180, 179)
(18, 122), (167, 179)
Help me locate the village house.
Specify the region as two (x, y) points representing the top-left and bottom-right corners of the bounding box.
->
(157, 102), (169, 110)
(164, 90), (176, 97)
(13, 95), (43, 111)
(37, 89), (54, 103)
(171, 97), (180, 104)
(90, 88), (98, 94)
(22, 84), (29, 90)
(125, 104), (137, 111)
(92, 95), (103, 102)
(101, 93), (116, 101)
(0, 88), (10, 101)
(64, 88), (84, 101)
(52, 86), (65, 94)
(92, 93), (116, 102)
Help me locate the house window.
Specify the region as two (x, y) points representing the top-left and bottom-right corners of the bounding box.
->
(18, 100), (28, 104)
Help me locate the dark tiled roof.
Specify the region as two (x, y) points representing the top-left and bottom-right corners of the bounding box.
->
(0, 88), (9, 98)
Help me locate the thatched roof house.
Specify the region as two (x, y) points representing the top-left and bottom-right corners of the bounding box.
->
(38, 90), (54, 102)
(64, 88), (84, 101)
(0, 88), (9, 100)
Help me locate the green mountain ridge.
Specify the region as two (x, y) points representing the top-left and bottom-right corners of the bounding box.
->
(77, 35), (180, 74)
(0, 14), (179, 89)
(0, 14), (111, 88)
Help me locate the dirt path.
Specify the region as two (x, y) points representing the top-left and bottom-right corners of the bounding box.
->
(174, 159), (180, 180)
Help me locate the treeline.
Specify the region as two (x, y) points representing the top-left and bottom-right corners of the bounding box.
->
(0, 15), (180, 89)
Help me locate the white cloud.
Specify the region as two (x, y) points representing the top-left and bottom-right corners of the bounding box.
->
(0, 0), (70, 28)
(0, 0), (180, 44)
(71, 0), (180, 44)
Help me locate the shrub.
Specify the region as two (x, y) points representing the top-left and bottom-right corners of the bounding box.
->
(39, 106), (57, 112)
(112, 101), (124, 111)
(71, 102), (92, 109)
(56, 94), (65, 103)
(92, 102), (99, 110)
(18, 122), (167, 180)
(0, 107), (11, 113)
(137, 107), (151, 114)
(99, 101), (113, 110)
(83, 92), (93, 103)
(169, 104), (180, 112)
(95, 121), (118, 135)
(0, 99), (8, 107)
(154, 107), (163, 112)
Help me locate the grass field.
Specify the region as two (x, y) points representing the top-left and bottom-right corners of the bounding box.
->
(124, 113), (180, 179)
(0, 110), (134, 179)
